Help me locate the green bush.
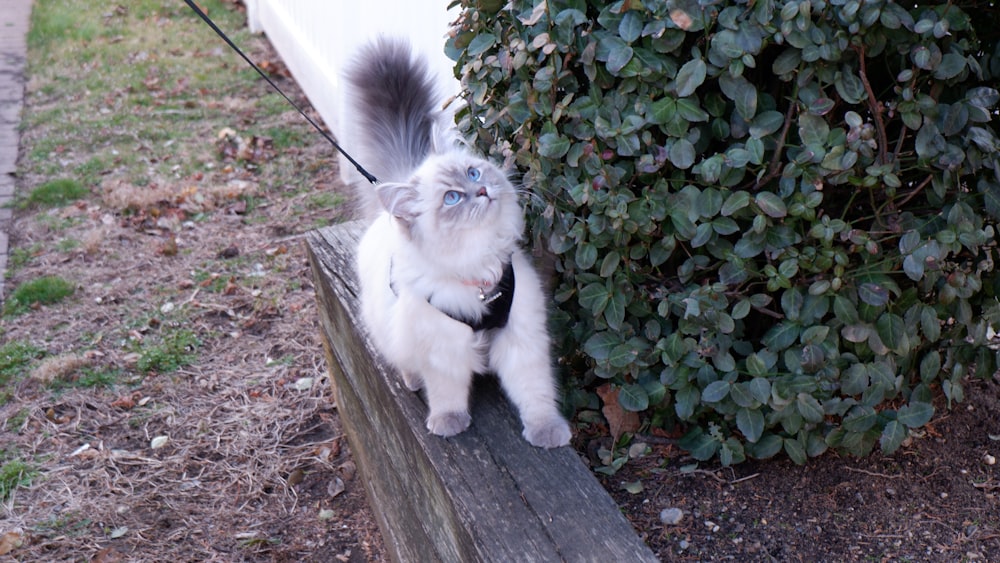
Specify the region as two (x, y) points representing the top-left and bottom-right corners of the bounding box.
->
(448, 0), (1000, 465)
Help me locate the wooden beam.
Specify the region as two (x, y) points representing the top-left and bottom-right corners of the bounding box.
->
(307, 223), (658, 562)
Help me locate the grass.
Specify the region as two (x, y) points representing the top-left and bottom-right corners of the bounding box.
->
(4, 275), (75, 316)
(0, 341), (44, 405)
(19, 178), (88, 209)
(0, 341), (44, 386)
(0, 458), (37, 501)
(136, 329), (200, 374)
(4, 408), (30, 432)
(7, 244), (43, 275)
(20, 0), (286, 192)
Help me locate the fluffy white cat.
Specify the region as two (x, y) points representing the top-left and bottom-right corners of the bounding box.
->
(343, 38), (571, 448)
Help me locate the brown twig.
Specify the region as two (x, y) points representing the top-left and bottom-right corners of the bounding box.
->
(844, 466), (905, 479)
(895, 174), (934, 208)
(753, 95), (799, 191)
(854, 44), (889, 165)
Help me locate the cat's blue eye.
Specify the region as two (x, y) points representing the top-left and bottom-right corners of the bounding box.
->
(467, 167), (481, 182)
(443, 190), (464, 206)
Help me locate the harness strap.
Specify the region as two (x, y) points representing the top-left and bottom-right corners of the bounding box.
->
(182, 0), (378, 184)
(460, 262), (515, 332)
(389, 261), (516, 332)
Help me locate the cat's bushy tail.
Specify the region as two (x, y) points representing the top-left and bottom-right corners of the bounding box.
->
(344, 38), (447, 219)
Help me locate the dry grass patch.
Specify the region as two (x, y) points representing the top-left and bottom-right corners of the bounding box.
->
(1, 1), (384, 560)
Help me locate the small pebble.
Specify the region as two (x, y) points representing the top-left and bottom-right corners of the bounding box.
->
(984, 453), (996, 465)
(659, 507), (684, 526)
(679, 539), (690, 550)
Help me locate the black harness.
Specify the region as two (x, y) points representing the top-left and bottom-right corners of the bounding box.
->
(390, 261), (515, 332)
(458, 261), (515, 331)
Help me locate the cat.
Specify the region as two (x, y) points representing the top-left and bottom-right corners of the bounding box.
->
(342, 38), (571, 449)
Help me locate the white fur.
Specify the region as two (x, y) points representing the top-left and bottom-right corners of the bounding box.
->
(348, 39), (571, 448)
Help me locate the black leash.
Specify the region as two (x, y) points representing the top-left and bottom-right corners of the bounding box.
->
(182, 0), (378, 184)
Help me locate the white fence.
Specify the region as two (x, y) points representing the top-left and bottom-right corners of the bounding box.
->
(244, 0), (460, 170)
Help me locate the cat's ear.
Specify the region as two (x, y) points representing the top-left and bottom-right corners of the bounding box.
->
(375, 182), (420, 223)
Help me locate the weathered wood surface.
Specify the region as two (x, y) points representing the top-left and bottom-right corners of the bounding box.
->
(307, 223), (658, 563)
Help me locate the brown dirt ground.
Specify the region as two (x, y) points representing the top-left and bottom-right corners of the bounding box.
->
(2, 3), (998, 563)
(593, 375), (1000, 561)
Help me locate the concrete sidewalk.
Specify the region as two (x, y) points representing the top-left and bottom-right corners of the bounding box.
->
(0, 0), (33, 300)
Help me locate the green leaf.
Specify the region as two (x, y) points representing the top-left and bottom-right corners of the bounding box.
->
(579, 282), (610, 315)
(897, 402), (934, 428)
(721, 191), (751, 216)
(583, 331), (619, 362)
(599, 251), (621, 278)
(604, 35), (634, 73)
(576, 242), (598, 270)
(858, 283), (890, 307)
(920, 306), (941, 341)
(736, 407), (765, 443)
(605, 292), (627, 331)
(841, 364), (869, 395)
(749, 111), (785, 139)
(784, 438), (807, 465)
(675, 385), (700, 420)
(675, 58), (707, 97)
(467, 33), (497, 57)
(880, 420), (908, 454)
(747, 433), (783, 459)
(648, 97), (676, 125)
(749, 377), (771, 403)
(833, 296), (860, 324)
(772, 49), (801, 75)
(933, 52), (966, 80)
(719, 73), (757, 119)
(919, 351), (941, 383)
(843, 405), (877, 433)
(796, 393), (825, 424)
(675, 97), (709, 122)
(798, 113), (830, 146)
(762, 321), (800, 351)
(618, 11), (643, 43)
(730, 382), (757, 408)
(875, 313), (908, 354)
(755, 192), (787, 218)
(537, 132), (571, 158)
(967, 87), (1000, 109)
(835, 68), (864, 104)
(618, 383), (650, 412)
(669, 139), (696, 169)
(702, 380), (731, 403)
(680, 428), (718, 460)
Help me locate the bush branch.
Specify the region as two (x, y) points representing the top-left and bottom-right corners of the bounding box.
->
(853, 45), (889, 165)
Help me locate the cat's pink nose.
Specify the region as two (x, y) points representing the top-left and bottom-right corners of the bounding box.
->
(476, 186), (488, 197)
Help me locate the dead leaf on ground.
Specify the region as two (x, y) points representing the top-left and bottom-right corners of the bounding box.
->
(0, 530), (23, 556)
(596, 383), (641, 442)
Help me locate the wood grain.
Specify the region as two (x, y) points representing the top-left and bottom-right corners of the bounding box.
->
(306, 223), (657, 562)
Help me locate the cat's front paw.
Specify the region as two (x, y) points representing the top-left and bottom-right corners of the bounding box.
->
(400, 371), (422, 391)
(523, 416), (572, 449)
(427, 411), (472, 437)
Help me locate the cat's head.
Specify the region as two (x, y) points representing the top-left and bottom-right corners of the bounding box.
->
(374, 151), (524, 260)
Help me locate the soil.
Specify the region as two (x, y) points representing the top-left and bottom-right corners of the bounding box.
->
(2, 3), (998, 562)
(595, 375), (1000, 561)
